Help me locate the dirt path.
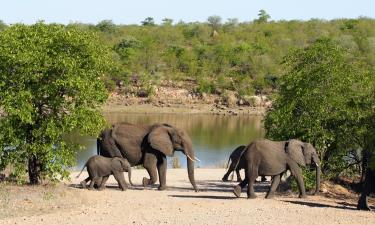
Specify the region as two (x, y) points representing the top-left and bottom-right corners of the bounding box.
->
(1, 169), (374, 225)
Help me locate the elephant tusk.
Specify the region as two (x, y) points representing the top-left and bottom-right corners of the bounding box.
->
(314, 162), (319, 167)
(194, 156), (201, 162)
(186, 154), (196, 162)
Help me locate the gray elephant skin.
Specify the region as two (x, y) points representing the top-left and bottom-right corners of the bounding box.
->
(97, 122), (199, 192)
(222, 145), (266, 182)
(77, 155), (132, 191)
(233, 139), (321, 199)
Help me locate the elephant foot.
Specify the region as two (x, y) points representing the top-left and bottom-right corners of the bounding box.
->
(261, 177), (267, 182)
(233, 185), (242, 198)
(158, 185), (167, 191)
(247, 195), (257, 199)
(98, 186), (105, 191)
(265, 192), (275, 199)
(237, 179), (243, 182)
(298, 194), (307, 199)
(80, 181), (86, 189)
(87, 187), (94, 191)
(142, 177), (149, 187)
(222, 177), (229, 182)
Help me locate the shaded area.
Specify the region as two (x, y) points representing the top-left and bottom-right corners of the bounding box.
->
(169, 194), (236, 200)
(282, 200), (358, 211)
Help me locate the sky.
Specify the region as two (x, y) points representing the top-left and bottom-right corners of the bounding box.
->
(0, 0), (374, 25)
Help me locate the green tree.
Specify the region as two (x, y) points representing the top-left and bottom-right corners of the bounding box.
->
(255, 9), (270, 23)
(0, 23), (111, 184)
(264, 38), (371, 178)
(162, 18), (173, 26)
(96, 19), (116, 33)
(207, 15), (222, 32)
(141, 17), (155, 26)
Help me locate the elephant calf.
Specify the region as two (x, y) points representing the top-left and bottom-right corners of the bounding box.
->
(76, 155), (132, 191)
(222, 145), (266, 182)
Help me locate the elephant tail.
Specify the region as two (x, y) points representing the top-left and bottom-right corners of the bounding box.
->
(225, 157), (231, 170)
(75, 163), (87, 178)
(232, 144), (249, 173)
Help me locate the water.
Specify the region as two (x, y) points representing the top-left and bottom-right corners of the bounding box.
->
(74, 113), (264, 169)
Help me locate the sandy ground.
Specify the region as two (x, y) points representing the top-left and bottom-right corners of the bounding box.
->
(1, 169), (375, 225)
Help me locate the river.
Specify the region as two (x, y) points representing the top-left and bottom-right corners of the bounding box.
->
(74, 113), (264, 169)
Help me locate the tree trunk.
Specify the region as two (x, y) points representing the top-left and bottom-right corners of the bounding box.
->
(28, 155), (40, 185)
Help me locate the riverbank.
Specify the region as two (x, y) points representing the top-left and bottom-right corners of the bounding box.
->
(102, 86), (269, 116)
(1, 169), (374, 225)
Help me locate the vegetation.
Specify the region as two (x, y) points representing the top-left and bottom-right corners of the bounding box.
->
(0, 10), (375, 186)
(264, 38), (375, 188)
(0, 23), (111, 184)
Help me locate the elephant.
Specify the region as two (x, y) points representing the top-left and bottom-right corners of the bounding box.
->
(222, 145), (266, 182)
(233, 139), (321, 199)
(76, 155), (132, 191)
(357, 150), (374, 210)
(97, 122), (199, 192)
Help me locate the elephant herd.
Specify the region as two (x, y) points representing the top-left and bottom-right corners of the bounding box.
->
(77, 122), (374, 211)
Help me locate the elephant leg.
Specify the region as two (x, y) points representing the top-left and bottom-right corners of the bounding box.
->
(288, 161), (307, 198)
(113, 172), (128, 191)
(80, 177), (90, 188)
(236, 168), (242, 182)
(142, 152), (158, 187)
(233, 177), (248, 198)
(266, 174), (281, 199)
(261, 176), (267, 182)
(247, 165), (258, 199)
(157, 156), (167, 190)
(98, 175), (109, 191)
(222, 163), (234, 182)
(89, 177), (100, 190)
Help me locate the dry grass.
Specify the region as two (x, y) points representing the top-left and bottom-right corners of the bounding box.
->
(0, 182), (90, 220)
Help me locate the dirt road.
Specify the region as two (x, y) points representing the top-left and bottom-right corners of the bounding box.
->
(1, 169), (374, 225)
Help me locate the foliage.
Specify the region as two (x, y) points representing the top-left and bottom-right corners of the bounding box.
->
(264, 38), (374, 179)
(70, 17), (375, 97)
(141, 17), (155, 26)
(0, 23), (111, 184)
(255, 9), (271, 23)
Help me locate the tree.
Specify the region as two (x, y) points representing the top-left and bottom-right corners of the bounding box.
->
(255, 9), (270, 23)
(141, 17), (155, 26)
(0, 23), (112, 184)
(162, 18), (173, 26)
(264, 38), (371, 178)
(207, 15), (222, 32)
(96, 19), (116, 33)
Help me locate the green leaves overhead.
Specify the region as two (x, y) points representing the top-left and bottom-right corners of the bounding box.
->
(264, 38), (375, 178)
(0, 23), (111, 183)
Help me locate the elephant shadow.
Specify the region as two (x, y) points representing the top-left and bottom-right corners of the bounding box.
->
(282, 200), (359, 211)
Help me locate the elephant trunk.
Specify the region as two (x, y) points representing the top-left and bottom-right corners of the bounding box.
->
(128, 168), (133, 186)
(187, 156), (198, 192)
(184, 142), (198, 192)
(313, 155), (321, 194)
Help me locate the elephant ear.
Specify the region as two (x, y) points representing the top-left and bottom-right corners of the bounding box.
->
(148, 126), (174, 157)
(286, 139), (306, 166)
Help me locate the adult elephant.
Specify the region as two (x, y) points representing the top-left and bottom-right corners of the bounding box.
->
(97, 122), (199, 192)
(233, 139), (321, 199)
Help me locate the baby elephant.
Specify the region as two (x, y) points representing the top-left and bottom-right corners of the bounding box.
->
(222, 145), (266, 182)
(76, 155), (132, 191)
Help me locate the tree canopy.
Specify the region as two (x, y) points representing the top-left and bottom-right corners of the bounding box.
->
(0, 23), (111, 184)
(264, 38), (375, 178)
